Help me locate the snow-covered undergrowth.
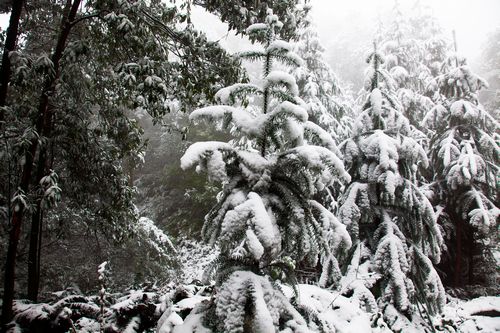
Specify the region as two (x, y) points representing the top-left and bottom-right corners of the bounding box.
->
(176, 238), (219, 284)
(6, 281), (499, 332)
(4, 241), (499, 332)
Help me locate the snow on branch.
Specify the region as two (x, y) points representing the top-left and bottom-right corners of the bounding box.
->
(180, 141), (234, 176)
(373, 221), (414, 312)
(136, 217), (176, 257)
(221, 192), (281, 261)
(189, 105), (260, 136)
(215, 83), (263, 105)
(280, 145), (350, 183)
(303, 121), (341, 156)
(237, 50), (266, 62)
(309, 200), (351, 253)
(246, 23), (267, 34)
(264, 71), (299, 96)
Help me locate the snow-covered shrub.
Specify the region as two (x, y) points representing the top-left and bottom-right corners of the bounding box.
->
(6, 286), (172, 333)
(214, 271), (310, 332)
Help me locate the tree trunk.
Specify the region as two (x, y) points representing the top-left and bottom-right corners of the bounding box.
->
(1, 216), (22, 327)
(453, 210), (463, 288)
(0, 0), (24, 119)
(467, 226), (474, 285)
(1, 0), (81, 325)
(27, 199), (43, 301)
(1, 142), (36, 325)
(27, 127), (53, 300)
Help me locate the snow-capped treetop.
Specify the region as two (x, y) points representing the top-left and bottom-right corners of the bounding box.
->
(364, 43), (394, 92)
(437, 63), (489, 101)
(355, 68), (409, 136)
(292, 7), (353, 144)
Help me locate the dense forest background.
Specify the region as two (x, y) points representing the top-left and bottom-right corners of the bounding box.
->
(0, 0), (498, 332)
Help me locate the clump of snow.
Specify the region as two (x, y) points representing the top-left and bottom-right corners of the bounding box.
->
(157, 312), (183, 333)
(284, 145), (350, 183)
(246, 23), (267, 34)
(214, 83), (262, 105)
(264, 71), (299, 96)
(370, 88), (383, 116)
(221, 192), (281, 260)
(180, 141), (233, 172)
(282, 284), (373, 333)
(172, 304), (212, 333)
(268, 40), (293, 52)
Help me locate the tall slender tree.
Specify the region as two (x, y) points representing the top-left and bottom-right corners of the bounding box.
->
(422, 53), (499, 290)
(379, 1), (437, 129)
(0, 0), (24, 121)
(180, 10), (351, 331)
(338, 43), (445, 318)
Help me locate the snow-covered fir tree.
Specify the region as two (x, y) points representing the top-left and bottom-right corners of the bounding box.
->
(180, 10), (351, 332)
(379, 1), (437, 129)
(338, 43), (445, 318)
(378, 0), (456, 135)
(293, 4), (354, 144)
(408, 1), (449, 80)
(422, 54), (500, 290)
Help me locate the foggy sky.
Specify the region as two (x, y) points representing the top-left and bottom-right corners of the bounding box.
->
(310, 0), (500, 61)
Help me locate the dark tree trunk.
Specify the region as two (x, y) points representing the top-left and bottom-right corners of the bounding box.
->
(467, 233), (474, 285)
(0, 0), (24, 118)
(1, 0), (81, 325)
(27, 197), (43, 301)
(1, 142), (37, 325)
(1, 218), (22, 326)
(27, 131), (52, 302)
(451, 207), (474, 289)
(453, 211), (462, 288)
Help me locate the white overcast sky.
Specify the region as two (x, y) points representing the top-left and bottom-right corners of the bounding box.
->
(310, 0), (500, 61)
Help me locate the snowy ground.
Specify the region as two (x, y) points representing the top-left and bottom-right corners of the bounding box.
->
(172, 239), (500, 332)
(161, 282), (500, 333)
(9, 240), (499, 332)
